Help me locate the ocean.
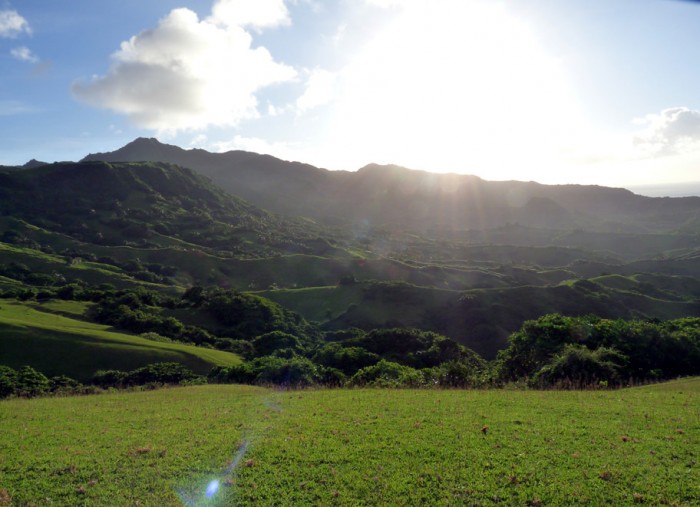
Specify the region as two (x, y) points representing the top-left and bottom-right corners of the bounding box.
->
(625, 182), (700, 198)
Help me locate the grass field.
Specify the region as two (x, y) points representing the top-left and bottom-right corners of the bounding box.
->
(0, 301), (240, 380)
(0, 379), (697, 506)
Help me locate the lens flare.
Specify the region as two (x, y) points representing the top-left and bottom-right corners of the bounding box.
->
(205, 480), (220, 499)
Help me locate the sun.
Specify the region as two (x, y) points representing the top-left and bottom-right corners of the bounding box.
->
(319, 0), (584, 183)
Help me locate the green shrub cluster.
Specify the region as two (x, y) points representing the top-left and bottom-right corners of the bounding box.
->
(0, 365), (83, 398)
(92, 362), (200, 388)
(209, 327), (488, 388)
(497, 313), (700, 387)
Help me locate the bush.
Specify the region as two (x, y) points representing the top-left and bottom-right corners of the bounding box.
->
(348, 360), (423, 388)
(125, 362), (199, 385)
(531, 345), (626, 388)
(313, 343), (380, 376)
(93, 369), (128, 388)
(49, 375), (82, 393)
(252, 331), (302, 357)
(15, 366), (50, 397)
(253, 356), (321, 386)
(429, 360), (483, 388)
(211, 356), (322, 387)
(0, 366), (18, 398)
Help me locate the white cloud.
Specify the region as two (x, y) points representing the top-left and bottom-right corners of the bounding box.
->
(364, 0), (407, 8)
(10, 46), (38, 63)
(209, 0), (290, 30)
(296, 68), (337, 113)
(72, 5), (296, 133)
(189, 134), (208, 147)
(0, 9), (30, 38)
(633, 107), (700, 157)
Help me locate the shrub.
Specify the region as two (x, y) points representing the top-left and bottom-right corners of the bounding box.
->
(125, 363), (199, 385)
(348, 360), (423, 388)
(531, 345), (626, 388)
(313, 343), (380, 376)
(252, 331), (302, 357)
(49, 375), (82, 393)
(210, 356), (322, 387)
(93, 369), (128, 388)
(15, 366), (50, 397)
(0, 366), (18, 398)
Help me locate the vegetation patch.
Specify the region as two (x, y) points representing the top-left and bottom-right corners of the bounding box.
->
(0, 301), (239, 380)
(0, 380), (697, 505)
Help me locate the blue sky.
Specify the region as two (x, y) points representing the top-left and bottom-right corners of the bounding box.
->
(2, 0), (700, 187)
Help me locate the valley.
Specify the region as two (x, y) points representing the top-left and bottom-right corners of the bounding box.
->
(2, 141), (700, 371)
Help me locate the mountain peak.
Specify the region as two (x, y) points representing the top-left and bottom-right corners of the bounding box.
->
(22, 159), (48, 169)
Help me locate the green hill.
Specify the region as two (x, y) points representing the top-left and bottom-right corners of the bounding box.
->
(0, 300), (240, 381)
(0, 160), (328, 259)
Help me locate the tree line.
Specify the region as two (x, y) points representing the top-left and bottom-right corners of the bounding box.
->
(2, 283), (700, 394)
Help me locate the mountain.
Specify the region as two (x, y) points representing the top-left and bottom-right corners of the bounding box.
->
(22, 159), (48, 169)
(0, 160), (330, 261)
(83, 138), (700, 234)
(4, 146), (700, 360)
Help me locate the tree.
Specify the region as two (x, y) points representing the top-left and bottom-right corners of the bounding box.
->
(252, 331), (302, 357)
(531, 345), (626, 388)
(348, 360), (422, 387)
(313, 343), (380, 376)
(93, 369), (128, 388)
(15, 366), (50, 397)
(125, 363), (198, 385)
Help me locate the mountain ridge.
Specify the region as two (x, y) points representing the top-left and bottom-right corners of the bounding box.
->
(83, 138), (700, 234)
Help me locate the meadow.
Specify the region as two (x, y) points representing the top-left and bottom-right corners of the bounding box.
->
(0, 300), (240, 380)
(0, 379), (697, 506)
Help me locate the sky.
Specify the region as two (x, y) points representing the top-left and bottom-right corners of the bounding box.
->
(2, 0), (700, 188)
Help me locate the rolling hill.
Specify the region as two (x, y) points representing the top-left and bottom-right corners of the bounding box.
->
(2, 140), (700, 367)
(0, 300), (240, 381)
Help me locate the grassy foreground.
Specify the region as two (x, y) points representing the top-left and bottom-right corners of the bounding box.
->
(0, 380), (698, 506)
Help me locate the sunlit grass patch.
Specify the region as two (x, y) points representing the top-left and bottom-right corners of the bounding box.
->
(0, 379), (697, 505)
(0, 301), (240, 380)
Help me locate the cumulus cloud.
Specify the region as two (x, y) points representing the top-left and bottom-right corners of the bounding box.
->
(10, 46), (38, 63)
(72, 1), (296, 133)
(0, 9), (30, 38)
(633, 107), (700, 156)
(209, 0), (290, 30)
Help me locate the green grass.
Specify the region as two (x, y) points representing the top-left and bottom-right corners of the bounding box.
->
(259, 282), (460, 329)
(256, 284), (366, 322)
(0, 379), (697, 506)
(0, 241), (168, 289)
(28, 299), (93, 318)
(0, 301), (240, 380)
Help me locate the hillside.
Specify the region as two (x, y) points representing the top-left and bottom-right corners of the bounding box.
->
(0, 160), (323, 255)
(0, 300), (240, 380)
(1, 140), (700, 369)
(84, 138), (700, 234)
(0, 161), (361, 287)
